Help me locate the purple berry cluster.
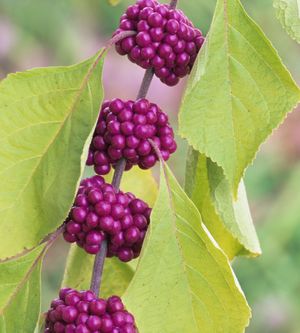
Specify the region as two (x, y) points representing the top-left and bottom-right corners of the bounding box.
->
(45, 288), (137, 333)
(86, 98), (177, 175)
(114, 0), (205, 86)
(63, 175), (151, 262)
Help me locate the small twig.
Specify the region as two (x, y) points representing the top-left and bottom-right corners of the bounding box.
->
(89, 158), (126, 295)
(108, 30), (136, 48)
(90, 240), (108, 295)
(137, 69), (155, 99)
(169, 0), (178, 9)
(148, 139), (164, 162)
(40, 224), (65, 244)
(112, 158), (127, 191)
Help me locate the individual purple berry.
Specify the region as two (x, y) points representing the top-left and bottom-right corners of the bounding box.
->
(65, 292), (81, 306)
(101, 318), (114, 333)
(87, 99), (176, 174)
(72, 207), (87, 223)
(64, 176), (151, 261)
(115, 0), (205, 85)
(117, 248), (134, 262)
(75, 324), (89, 333)
(53, 322), (65, 333)
(90, 299), (107, 316)
(86, 315), (102, 330)
(62, 306), (78, 323)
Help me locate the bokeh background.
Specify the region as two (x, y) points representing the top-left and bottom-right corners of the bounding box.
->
(1, 1), (300, 332)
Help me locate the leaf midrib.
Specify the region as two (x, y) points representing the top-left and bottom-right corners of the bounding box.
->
(0, 53), (101, 219)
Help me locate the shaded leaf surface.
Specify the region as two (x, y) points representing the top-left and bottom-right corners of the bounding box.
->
(185, 149), (261, 259)
(124, 163), (250, 333)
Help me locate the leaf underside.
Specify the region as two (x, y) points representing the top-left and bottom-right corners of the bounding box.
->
(185, 149), (261, 259)
(273, 0), (300, 43)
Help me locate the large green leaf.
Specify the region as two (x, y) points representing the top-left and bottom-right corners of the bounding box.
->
(0, 245), (45, 333)
(62, 245), (135, 298)
(185, 149), (261, 259)
(0, 50), (105, 259)
(124, 163), (250, 333)
(62, 168), (157, 296)
(179, 0), (300, 194)
(274, 0), (300, 43)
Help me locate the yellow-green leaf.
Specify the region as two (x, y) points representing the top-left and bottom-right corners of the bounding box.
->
(107, 0), (121, 6)
(185, 148), (261, 259)
(0, 245), (45, 333)
(124, 163), (251, 333)
(179, 0), (300, 194)
(105, 166), (157, 207)
(0, 50), (105, 259)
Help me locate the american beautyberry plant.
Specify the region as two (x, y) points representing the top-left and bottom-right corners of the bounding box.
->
(0, 0), (299, 333)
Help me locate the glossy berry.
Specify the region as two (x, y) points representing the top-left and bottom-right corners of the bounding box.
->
(114, 0), (205, 86)
(87, 99), (177, 175)
(63, 175), (151, 261)
(45, 289), (138, 333)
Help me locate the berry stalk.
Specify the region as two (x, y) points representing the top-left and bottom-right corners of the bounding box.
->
(169, 0), (178, 9)
(89, 0), (179, 297)
(136, 68), (154, 99)
(90, 159), (126, 295)
(90, 239), (107, 295)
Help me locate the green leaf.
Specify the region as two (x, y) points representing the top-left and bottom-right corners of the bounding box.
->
(179, 0), (300, 194)
(62, 168), (157, 296)
(106, 166), (158, 207)
(62, 245), (135, 298)
(0, 50), (106, 259)
(107, 0), (121, 5)
(185, 148), (261, 259)
(0, 245), (45, 333)
(274, 0), (300, 43)
(124, 163), (251, 333)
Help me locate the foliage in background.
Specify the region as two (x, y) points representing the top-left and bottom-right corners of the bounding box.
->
(236, 162), (300, 333)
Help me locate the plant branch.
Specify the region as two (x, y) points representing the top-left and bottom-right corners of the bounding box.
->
(137, 69), (155, 99)
(89, 0), (178, 295)
(89, 74), (155, 296)
(112, 158), (127, 191)
(90, 160), (126, 295)
(108, 30), (136, 48)
(90, 240), (107, 295)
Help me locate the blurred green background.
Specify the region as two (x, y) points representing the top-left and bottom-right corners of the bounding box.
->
(1, 1), (300, 332)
